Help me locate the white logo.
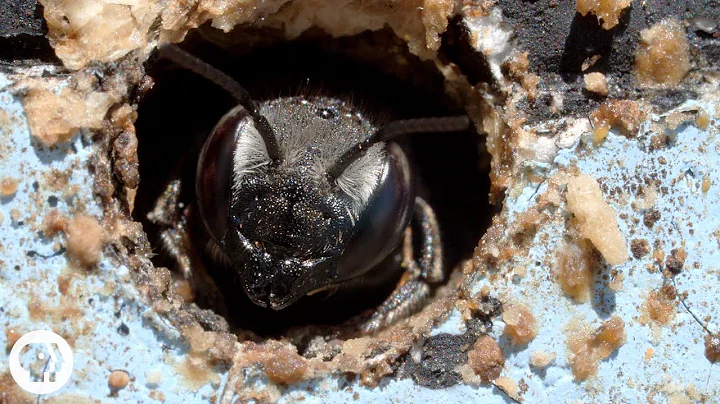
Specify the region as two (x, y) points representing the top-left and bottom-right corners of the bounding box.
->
(8, 330), (74, 395)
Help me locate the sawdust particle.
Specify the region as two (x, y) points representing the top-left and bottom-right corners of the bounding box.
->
(702, 175), (711, 193)
(467, 335), (505, 383)
(530, 350), (556, 368)
(145, 369), (163, 386)
(109, 370), (130, 390)
(635, 19), (691, 86)
(149, 390), (166, 402)
(576, 0), (631, 29)
(557, 237), (597, 302)
(565, 316), (626, 380)
(173, 279), (194, 303)
(65, 214), (105, 267)
(590, 100), (644, 142)
(696, 109), (710, 129)
(704, 334), (720, 363)
(42, 209), (68, 237)
(584, 72), (609, 96)
(566, 172), (629, 265)
(643, 285), (676, 325)
(644, 347), (654, 362)
(0, 177), (19, 197)
(631, 238), (651, 259)
(502, 303), (537, 345)
(174, 354), (220, 390)
(10, 209), (21, 223)
(494, 376), (519, 399)
(5, 328), (22, 352)
(665, 248), (686, 274)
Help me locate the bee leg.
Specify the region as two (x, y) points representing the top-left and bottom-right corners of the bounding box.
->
(148, 179), (194, 279)
(362, 196), (443, 333)
(413, 197), (444, 283)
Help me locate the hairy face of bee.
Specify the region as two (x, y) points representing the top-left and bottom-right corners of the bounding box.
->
(196, 95), (414, 309)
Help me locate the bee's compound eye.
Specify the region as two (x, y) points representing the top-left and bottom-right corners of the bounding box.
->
(196, 106), (257, 243)
(336, 143), (415, 280)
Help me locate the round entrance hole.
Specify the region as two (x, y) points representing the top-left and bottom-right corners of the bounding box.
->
(133, 29), (493, 336)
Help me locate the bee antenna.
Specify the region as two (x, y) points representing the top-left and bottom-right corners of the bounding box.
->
(157, 44), (281, 162)
(327, 115), (472, 179)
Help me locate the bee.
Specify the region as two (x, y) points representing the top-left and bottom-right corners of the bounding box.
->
(148, 45), (472, 332)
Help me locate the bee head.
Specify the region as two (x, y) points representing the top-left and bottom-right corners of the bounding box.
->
(161, 44), (470, 310)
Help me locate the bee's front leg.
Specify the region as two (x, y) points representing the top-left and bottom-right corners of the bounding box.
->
(362, 196), (443, 333)
(147, 179), (194, 279)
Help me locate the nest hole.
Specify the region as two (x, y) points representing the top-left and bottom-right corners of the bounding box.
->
(133, 27), (494, 337)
